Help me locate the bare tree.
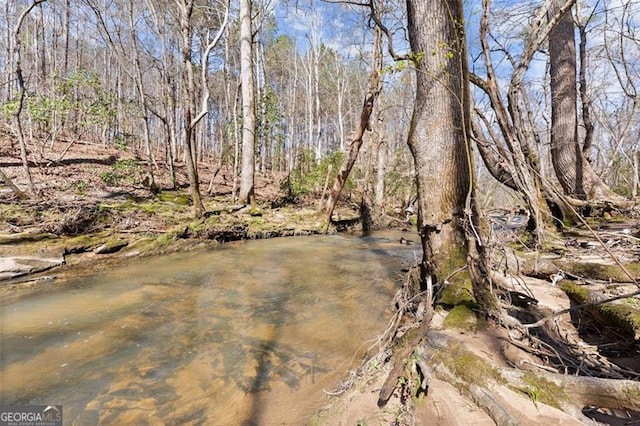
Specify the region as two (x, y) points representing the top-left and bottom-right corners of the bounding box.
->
(323, 26), (382, 222)
(238, 0), (256, 205)
(10, 0), (48, 197)
(176, 0), (205, 217)
(470, 0), (578, 241)
(548, 0), (622, 202)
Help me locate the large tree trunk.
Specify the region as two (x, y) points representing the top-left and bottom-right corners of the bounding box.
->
(549, 0), (623, 203)
(406, 0), (472, 284)
(549, 1), (584, 199)
(238, 0), (255, 205)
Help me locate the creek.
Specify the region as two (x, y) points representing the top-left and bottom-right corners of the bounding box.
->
(0, 230), (419, 425)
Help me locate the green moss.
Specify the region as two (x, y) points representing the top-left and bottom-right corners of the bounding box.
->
(97, 237), (128, 253)
(158, 232), (176, 245)
(453, 353), (494, 386)
(0, 232), (59, 244)
(98, 199), (137, 211)
(622, 384), (640, 400)
(64, 232), (110, 252)
(443, 305), (477, 330)
(205, 215), (220, 226)
(248, 206), (263, 216)
(187, 220), (206, 235)
(139, 203), (158, 214)
(521, 372), (565, 408)
(157, 190), (190, 206)
(559, 281), (589, 303)
(598, 303), (640, 340)
(392, 327), (421, 355)
(432, 342), (501, 388)
(438, 278), (476, 308)
(555, 261), (640, 282)
(561, 282), (640, 339)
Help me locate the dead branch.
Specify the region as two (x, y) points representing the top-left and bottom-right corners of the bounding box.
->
(378, 303), (433, 406)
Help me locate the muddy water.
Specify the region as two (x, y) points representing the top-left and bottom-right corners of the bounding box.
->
(0, 231), (419, 425)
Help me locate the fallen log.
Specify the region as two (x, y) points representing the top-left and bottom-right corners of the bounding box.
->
(559, 281), (640, 340)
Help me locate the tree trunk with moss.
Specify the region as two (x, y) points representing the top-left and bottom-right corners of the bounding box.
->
(406, 0), (472, 286)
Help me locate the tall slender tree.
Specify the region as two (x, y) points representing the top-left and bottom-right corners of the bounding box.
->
(11, 0), (48, 197)
(176, 0), (205, 218)
(238, 0), (256, 204)
(323, 27), (382, 222)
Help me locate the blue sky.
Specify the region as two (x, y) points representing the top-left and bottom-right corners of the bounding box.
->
(273, 0), (371, 58)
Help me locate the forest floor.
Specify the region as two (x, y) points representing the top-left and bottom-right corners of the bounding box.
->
(2, 138), (640, 424)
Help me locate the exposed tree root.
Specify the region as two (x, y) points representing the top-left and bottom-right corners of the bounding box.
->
(353, 250), (640, 425)
(498, 367), (640, 417)
(419, 331), (640, 424)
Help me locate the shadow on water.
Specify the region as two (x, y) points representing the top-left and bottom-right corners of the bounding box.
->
(239, 288), (328, 425)
(240, 289), (286, 426)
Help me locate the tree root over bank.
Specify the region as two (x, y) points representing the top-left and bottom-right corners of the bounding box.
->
(420, 331), (640, 424)
(316, 265), (640, 425)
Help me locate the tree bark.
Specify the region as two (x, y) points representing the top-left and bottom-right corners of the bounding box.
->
(12, 1), (47, 197)
(549, 0), (624, 203)
(549, 0), (584, 199)
(406, 0), (471, 283)
(238, 0), (255, 205)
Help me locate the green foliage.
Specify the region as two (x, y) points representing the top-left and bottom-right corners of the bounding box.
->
(72, 180), (88, 195)
(257, 85), (286, 168)
(6, 68), (118, 136)
(280, 150), (348, 202)
(384, 153), (415, 206)
(0, 99), (18, 118)
(100, 158), (144, 187)
(381, 52), (425, 75)
(114, 133), (136, 151)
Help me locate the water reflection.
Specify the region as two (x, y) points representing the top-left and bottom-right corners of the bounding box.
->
(0, 231), (419, 424)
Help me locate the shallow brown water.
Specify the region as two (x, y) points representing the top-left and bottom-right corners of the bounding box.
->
(0, 231), (419, 425)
